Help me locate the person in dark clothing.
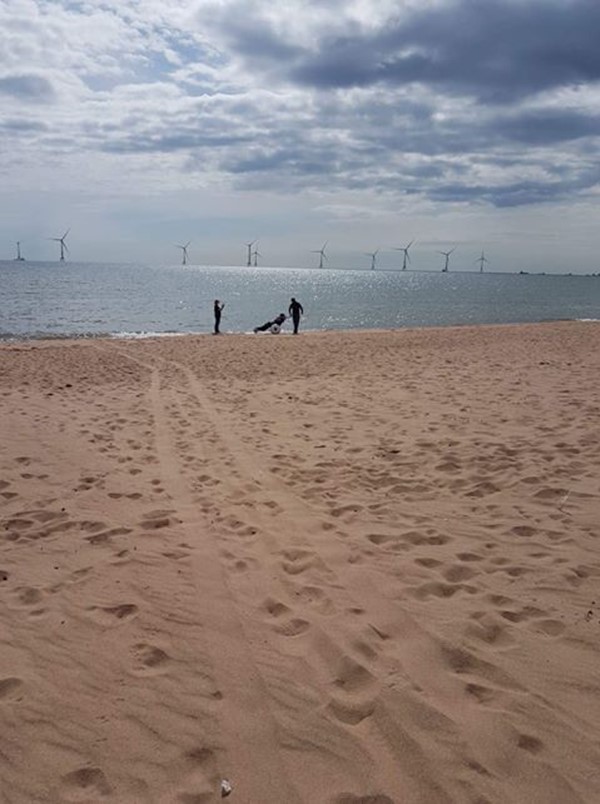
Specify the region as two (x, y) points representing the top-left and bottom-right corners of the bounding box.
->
(289, 297), (304, 334)
(213, 299), (225, 334)
(253, 312), (286, 333)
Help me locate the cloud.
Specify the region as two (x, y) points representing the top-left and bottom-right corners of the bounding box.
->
(0, 74), (54, 101)
(208, 0), (600, 103)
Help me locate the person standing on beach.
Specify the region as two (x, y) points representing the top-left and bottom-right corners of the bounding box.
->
(213, 299), (225, 334)
(288, 297), (304, 334)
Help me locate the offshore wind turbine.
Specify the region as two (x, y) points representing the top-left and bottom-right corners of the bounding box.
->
(392, 239), (414, 271)
(15, 241), (25, 261)
(438, 247), (455, 272)
(365, 249), (379, 270)
(311, 241), (328, 269)
(245, 240), (256, 267)
(475, 250), (489, 273)
(50, 229), (70, 261)
(252, 247), (261, 267)
(176, 241), (190, 265)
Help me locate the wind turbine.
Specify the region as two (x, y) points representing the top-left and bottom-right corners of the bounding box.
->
(176, 241), (190, 265)
(475, 250), (489, 273)
(365, 249), (379, 271)
(245, 240), (256, 267)
(438, 247), (455, 272)
(50, 229), (70, 261)
(252, 247), (261, 267)
(392, 239), (414, 271)
(15, 241), (25, 261)
(311, 241), (328, 269)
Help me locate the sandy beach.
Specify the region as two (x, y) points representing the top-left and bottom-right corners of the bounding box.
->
(1, 321), (599, 803)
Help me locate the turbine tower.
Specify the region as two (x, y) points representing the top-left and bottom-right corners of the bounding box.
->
(176, 241), (190, 265)
(311, 241), (328, 269)
(475, 250), (489, 273)
(50, 229), (70, 261)
(15, 241), (25, 261)
(392, 239), (414, 271)
(245, 240), (256, 267)
(438, 247), (455, 272)
(365, 249), (379, 271)
(252, 247), (261, 267)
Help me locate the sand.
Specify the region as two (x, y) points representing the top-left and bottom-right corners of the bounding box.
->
(1, 321), (599, 803)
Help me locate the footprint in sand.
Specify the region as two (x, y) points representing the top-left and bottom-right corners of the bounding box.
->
(332, 796), (394, 804)
(140, 509), (177, 530)
(443, 564), (478, 583)
(410, 581), (475, 600)
(517, 734), (544, 753)
(130, 643), (170, 674)
(262, 598), (310, 637)
(60, 766), (111, 799)
(0, 677), (24, 702)
(13, 586), (43, 606)
(465, 682), (497, 704)
(162, 549), (190, 561)
(87, 604), (138, 624)
(294, 585), (335, 615)
(280, 548), (322, 576)
(176, 747), (219, 803)
(326, 657), (378, 725)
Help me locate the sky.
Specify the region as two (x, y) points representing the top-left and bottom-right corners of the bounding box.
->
(1, 0), (600, 273)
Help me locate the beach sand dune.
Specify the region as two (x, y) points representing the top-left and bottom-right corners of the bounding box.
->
(1, 322), (599, 802)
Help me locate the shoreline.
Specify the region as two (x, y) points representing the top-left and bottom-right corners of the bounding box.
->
(2, 316), (599, 347)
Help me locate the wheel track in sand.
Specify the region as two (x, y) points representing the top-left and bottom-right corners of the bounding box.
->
(99, 345), (409, 801)
(103, 346), (449, 801)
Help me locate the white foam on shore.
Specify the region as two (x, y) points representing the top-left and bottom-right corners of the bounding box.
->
(110, 331), (202, 339)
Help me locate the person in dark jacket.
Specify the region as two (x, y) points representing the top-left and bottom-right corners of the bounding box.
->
(288, 297), (304, 334)
(213, 299), (225, 334)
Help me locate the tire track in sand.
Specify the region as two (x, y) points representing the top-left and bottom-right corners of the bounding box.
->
(105, 345), (405, 801)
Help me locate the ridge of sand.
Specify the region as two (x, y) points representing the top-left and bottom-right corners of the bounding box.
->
(1, 322), (600, 803)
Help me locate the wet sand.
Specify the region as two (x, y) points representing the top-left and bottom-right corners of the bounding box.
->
(1, 322), (600, 803)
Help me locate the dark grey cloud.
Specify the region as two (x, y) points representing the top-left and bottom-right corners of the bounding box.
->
(211, 0), (600, 103)
(0, 74), (55, 102)
(425, 163), (600, 207)
(489, 109), (600, 145)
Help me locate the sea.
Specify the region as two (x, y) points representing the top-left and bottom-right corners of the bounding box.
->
(0, 261), (599, 340)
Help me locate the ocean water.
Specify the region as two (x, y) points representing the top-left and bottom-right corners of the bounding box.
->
(0, 261), (599, 340)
